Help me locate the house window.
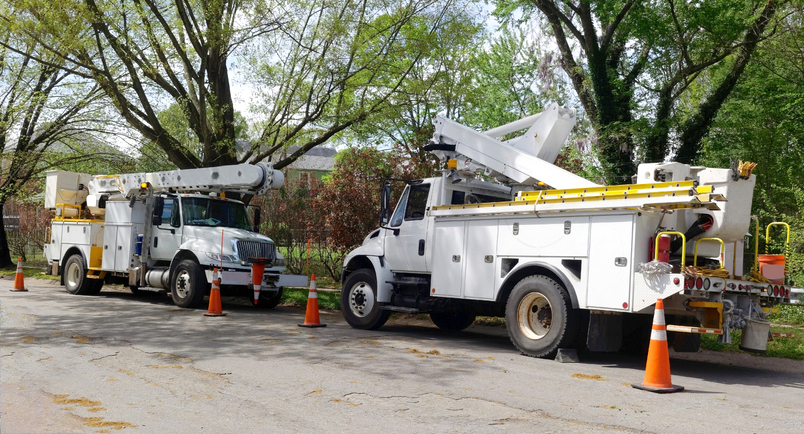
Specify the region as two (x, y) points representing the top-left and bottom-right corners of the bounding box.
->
(298, 171), (312, 187)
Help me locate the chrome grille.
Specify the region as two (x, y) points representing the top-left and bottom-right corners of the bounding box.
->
(236, 240), (275, 264)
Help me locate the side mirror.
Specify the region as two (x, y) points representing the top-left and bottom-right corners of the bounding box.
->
(152, 197), (164, 226)
(253, 207), (261, 233)
(380, 181), (391, 226)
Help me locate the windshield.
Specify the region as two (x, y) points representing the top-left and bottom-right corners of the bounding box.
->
(182, 197), (251, 230)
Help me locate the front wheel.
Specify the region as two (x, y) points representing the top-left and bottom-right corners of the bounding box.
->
(171, 259), (208, 308)
(255, 287), (284, 309)
(505, 275), (579, 359)
(430, 311), (476, 331)
(341, 269), (390, 330)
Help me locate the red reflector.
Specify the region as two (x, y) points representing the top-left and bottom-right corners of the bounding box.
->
(657, 236), (671, 263)
(685, 278), (693, 289)
(786, 288), (791, 297)
(673, 277), (680, 285)
(696, 277), (703, 289)
(622, 302), (628, 309)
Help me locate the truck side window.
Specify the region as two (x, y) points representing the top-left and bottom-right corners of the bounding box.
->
(404, 183), (430, 221)
(389, 186), (409, 227)
(451, 190), (465, 205)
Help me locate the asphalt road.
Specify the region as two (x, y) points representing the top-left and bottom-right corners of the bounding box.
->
(2, 277), (804, 433)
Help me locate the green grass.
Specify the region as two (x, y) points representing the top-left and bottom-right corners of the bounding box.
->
(700, 326), (804, 360)
(0, 265), (59, 281)
(769, 305), (804, 326)
(281, 286), (341, 310)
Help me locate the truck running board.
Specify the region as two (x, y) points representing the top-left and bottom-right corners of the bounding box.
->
(380, 305), (422, 314)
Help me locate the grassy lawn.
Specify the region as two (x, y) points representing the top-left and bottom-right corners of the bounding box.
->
(282, 286), (340, 310)
(700, 305), (804, 360)
(700, 327), (804, 360)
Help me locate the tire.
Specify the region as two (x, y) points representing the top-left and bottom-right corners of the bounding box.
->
(170, 259), (208, 308)
(505, 275), (579, 359)
(86, 279), (104, 295)
(341, 269), (390, 330)
(430, 311), (476, 331)
(255, 287), (284, 309)
(63, 254), (95, 295)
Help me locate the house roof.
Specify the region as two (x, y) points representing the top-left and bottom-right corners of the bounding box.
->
(237, 141), (337, 171)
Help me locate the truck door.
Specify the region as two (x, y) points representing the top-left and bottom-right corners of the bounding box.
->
(150, 197), (183, 261)
(383, 182), (431, 273)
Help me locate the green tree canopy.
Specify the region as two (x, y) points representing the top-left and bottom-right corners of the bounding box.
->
(496, 0), (782, 184)
(2, 0), (471, 170)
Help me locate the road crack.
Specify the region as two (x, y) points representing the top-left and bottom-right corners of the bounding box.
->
(340, 391), (643, 432)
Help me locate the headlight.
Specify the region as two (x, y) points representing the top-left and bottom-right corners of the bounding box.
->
(274, 256), (286, 267)
(206, 252), (238, 263)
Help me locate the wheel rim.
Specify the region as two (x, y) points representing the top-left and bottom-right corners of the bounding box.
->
(517, 292), (552, 340)
(348, 281), (374, 318)
(66, 261), (81, 289)
(175, 270), (192, 299)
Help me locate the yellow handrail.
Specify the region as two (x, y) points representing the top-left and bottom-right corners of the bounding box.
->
(694, 237), (725, 267)
(655, 231), (686, 267)
(751, 216), (760, 275)
(765, 221), (791, 278)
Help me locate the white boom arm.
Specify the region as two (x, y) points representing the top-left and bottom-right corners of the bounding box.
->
(87, 162), (284, 199)
(427, 103), (598, 189)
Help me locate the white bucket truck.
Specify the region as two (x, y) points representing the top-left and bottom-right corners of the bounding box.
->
(340, 104), (796, 358)
(44, 163), (307, 308)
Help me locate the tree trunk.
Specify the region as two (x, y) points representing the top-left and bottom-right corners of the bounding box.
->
(0, 201), (14, 268)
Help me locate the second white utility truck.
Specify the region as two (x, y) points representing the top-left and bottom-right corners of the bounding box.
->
(340, 104), (796, 358)
(44, 163), (307, 308)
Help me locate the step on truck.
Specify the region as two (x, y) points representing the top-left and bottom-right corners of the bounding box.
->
(44, 163), (307, 308)
(340, 103), (799, 358)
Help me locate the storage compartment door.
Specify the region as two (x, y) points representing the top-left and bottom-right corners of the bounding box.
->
(115, 225), (133, 272)
(102, 226), (118, 270)
(463, 220), (498, 300)
(586, 215), (634, 310)
(430, 220), (465, 298)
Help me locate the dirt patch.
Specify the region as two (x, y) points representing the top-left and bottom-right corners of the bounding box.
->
(572, 373), (606, 381)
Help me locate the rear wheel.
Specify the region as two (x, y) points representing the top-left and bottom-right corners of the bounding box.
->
(505, 275), (579, 359)
(171, 259), (208, 308)
(430, 311), (476, 331)
(341, 269), (390, 330)
(63, 254), (95, 295)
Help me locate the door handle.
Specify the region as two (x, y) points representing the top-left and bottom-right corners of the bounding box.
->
(418, 239), (425, 256)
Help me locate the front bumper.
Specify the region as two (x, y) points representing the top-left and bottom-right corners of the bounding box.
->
(204, 269), (308, 289)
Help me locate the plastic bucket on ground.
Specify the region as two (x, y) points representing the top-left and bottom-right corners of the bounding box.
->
(739, 317), (771, 353)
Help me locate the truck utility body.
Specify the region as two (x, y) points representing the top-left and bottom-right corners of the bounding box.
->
(340, 104), (797, 358)
(45, 163), (307, 308)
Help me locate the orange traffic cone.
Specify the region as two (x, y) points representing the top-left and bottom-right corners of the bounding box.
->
(204, 269), (227, 317)
(252, 262), (266, 306)
(298, 274), (326, 328)
(632, 299), (683, 393)
(10, 257), (28, 292)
